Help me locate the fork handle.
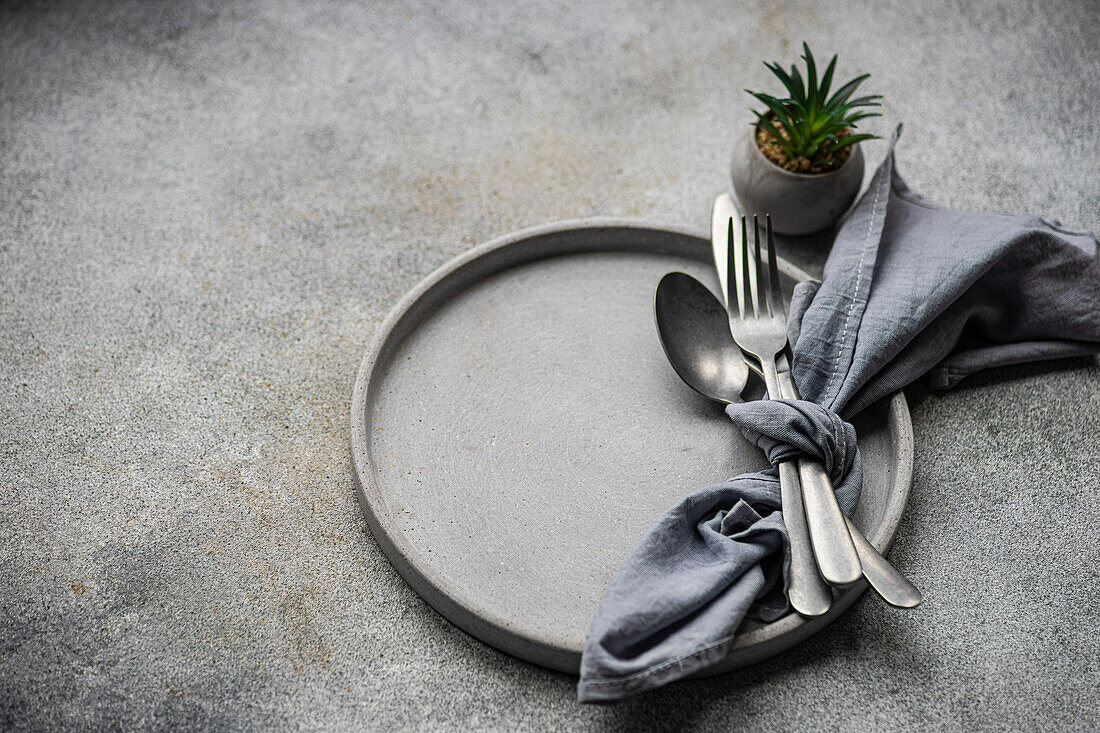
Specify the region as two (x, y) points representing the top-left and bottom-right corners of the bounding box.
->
(778, 460), (832, 616)
(759, 359), (831, 616)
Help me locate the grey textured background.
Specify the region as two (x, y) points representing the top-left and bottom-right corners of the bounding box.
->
(2, 0), (1098, 730)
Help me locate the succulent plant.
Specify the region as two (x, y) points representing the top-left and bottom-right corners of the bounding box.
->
(746, 43), (882, 173)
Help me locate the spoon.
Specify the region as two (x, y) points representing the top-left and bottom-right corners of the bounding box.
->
(654, 271), (921, 609)
(654, 271), (751, 404)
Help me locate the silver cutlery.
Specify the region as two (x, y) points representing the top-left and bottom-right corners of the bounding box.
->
(723, 212), (863, 588)
(654, 268), (921, 609)
(772, 342), (921, 609)
(714, 195), (921, 608)
(655, 271), (832, 617)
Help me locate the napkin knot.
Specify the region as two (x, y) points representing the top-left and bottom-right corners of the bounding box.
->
(725, 397), (862, 516)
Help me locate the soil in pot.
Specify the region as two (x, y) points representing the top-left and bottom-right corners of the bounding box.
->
(756, 124), (853, 174)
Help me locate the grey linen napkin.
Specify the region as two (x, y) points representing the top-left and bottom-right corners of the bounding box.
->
(577, 126), (1100, 703)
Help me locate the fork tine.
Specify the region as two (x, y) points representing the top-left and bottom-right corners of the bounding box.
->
(740, 216), (754, 319)
(765, 214), (784, 318)
(739, 216), (749, 317)
(733, 215), (744, 319)
(726, 216), (738, 317)
(750, 215), (763, 318)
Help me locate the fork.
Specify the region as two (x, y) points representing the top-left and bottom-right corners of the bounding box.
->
(727, 215), (862, 588)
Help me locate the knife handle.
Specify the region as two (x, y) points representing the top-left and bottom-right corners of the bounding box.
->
(845, 516), (922, 608)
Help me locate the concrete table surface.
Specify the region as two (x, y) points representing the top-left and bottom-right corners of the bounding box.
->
(2, 1), (1098, 730)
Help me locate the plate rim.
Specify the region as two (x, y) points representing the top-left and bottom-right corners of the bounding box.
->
(349, 218), (914, 675)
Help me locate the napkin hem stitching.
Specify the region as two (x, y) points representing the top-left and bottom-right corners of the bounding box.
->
(829, 161), (886, 393)
(577, 633), (739, 688)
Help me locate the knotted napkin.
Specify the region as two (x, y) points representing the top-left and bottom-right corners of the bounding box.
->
(578, 126), (1100, 702)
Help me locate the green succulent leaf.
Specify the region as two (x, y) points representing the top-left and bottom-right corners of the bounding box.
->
(830, 133), (877, 149)
(841, 111), (882, 127)
(764, 62), (798, 98)
(789, 64), (806, 101)
(823, 73), (871, 112)
(749, 92), (797, 126)
(809, 128), (839, 147)
(844, 94), (884, 108)
(745, 44), (883, 169)
(817, 55), (838, 111)
(751, 112), (796, 158)
(808, 110), (838, 135)
(802, 43), (818, 103)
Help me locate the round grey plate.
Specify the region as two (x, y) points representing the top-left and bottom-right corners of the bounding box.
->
(350, 220), (913, 675)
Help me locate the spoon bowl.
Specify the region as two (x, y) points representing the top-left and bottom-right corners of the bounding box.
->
(654, 272), (753, 404)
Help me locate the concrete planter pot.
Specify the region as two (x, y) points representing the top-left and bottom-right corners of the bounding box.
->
(730, 125), (864, 236)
